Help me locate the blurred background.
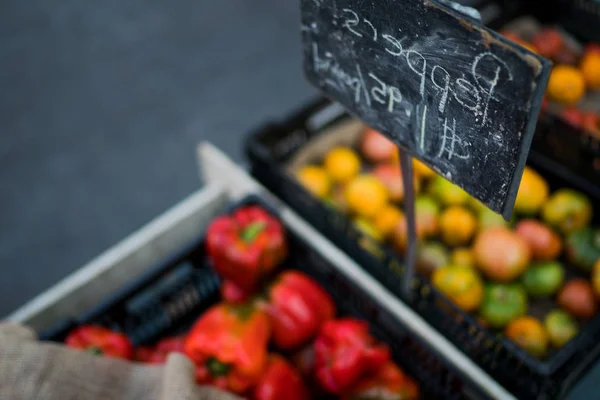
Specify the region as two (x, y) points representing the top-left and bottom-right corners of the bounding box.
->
(0, 1), (316, 316)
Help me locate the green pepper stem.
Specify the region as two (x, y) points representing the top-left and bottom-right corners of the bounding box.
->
(241, 222), (266, 242)
(86, 346), (104, 356)
(228, 302), (256, 321)
(206, 357), (232, 377)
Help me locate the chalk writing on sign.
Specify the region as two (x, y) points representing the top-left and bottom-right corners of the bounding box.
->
(301, 0), (550, 218)
(312, 10), (515, 126)
(312, 40), (473, 162)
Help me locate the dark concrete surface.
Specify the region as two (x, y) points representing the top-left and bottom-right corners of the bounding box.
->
(0, 0), (315, 316)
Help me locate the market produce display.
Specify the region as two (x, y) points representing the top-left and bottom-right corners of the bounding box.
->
(294, 126), (600, 358)
(502, 26), (600, 139)
(65, 205), (420, 399)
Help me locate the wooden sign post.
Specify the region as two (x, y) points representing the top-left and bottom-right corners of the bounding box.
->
(301, 0), (551, 298)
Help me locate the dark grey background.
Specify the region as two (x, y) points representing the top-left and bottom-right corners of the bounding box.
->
(0, 0), (315, 316)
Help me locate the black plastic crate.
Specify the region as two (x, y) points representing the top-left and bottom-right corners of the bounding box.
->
(555, 0), (600, 42)
(465, 0), (600, 196)
(40, 194), (485, 400)
(245, 98), (600, 399)
(490, 3), (600, 196)
(532, 114), (600, 202)
(487, 0), (600, 42)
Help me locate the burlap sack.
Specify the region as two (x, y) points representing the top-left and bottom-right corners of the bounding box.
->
(0, 323), (240, 400)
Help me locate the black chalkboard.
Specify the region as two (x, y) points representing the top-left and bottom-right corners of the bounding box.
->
(301, 0), (551, 219)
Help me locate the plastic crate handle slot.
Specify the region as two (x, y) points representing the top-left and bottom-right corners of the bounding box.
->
(127, 270), (220, 345)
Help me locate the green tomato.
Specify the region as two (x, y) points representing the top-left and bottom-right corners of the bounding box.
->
(479, 283), (528, 328)
(522, 261), (565, 298)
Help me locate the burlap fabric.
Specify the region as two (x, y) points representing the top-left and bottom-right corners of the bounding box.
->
(0, 324), (240, 400)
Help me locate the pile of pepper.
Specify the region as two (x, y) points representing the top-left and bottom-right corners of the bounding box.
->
(64, 205), (419, 399)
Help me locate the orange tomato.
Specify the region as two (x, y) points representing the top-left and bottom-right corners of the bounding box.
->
(324, 147), (361, 183)
(296, 166), (330, 198)
(505, 317), (549, 357)
(372, 205), (403, 239)
(581, 50), (600, 90)
(439, 206), (477, 247)
(547, 65), (586, 105)
(345, 175), (388, 218)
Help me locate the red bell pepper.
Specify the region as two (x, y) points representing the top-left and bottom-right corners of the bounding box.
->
(265, 271), (336, 349)
(314, 318), (391, 394)
(135, 346), (155, 363)
(206, 205), (287, 302)
(253, 355), (310, 400)
(135, 336), (186, 364)
(65, 325), (134, 360)
(184, 302), (271, 394)
(341, 361), (420, 400)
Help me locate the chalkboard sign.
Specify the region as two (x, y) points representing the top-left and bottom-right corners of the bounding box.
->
(301, 0), (551, 219)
